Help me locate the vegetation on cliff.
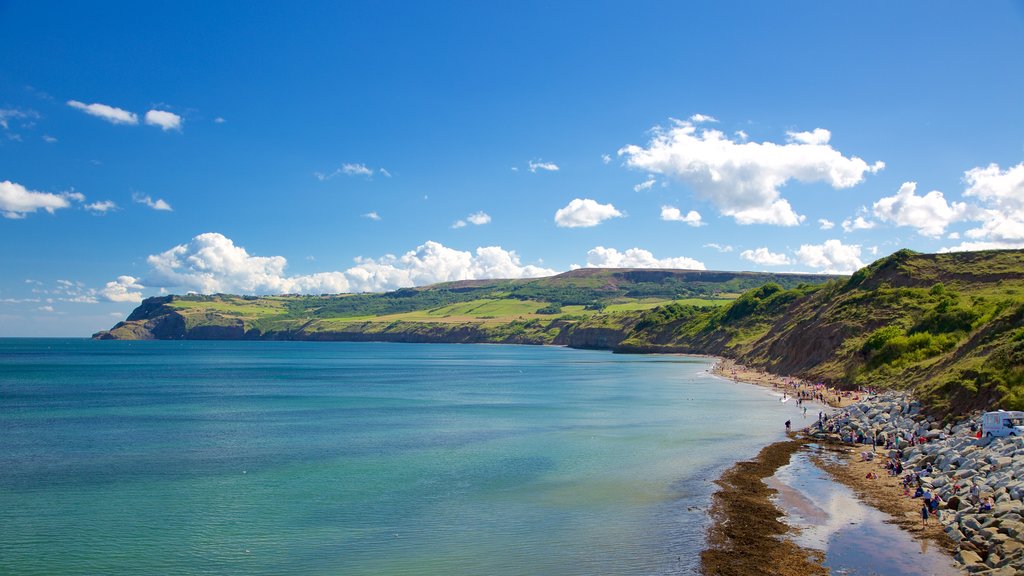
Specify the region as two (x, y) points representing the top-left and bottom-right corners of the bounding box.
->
(95, 251), (1024, 413)
(619, 249), (1024, 414)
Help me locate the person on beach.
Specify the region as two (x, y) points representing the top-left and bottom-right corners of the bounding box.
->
(785, 420), (791, 431)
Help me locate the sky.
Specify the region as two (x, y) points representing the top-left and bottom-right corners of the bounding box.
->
(1, 1), (1023, 336)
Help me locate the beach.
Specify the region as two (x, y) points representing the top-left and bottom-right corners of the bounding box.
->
(704, 359), (967, 575)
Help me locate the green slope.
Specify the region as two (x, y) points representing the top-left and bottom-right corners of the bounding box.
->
(92, 267), (833, 344)
(617, 249), (1024, 415)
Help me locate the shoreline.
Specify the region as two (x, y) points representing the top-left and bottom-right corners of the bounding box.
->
(702, 358), (964, 575)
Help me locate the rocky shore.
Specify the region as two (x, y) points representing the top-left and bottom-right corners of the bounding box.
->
(813, 393), (1024, 575)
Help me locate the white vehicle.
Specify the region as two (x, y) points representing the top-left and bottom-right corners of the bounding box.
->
(982, 410), (1024, 438)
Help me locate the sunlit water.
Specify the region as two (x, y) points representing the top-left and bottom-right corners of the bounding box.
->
(1, 340), (802, 575)
(769, 449), (962, 576)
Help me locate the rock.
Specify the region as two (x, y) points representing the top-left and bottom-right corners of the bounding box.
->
(998, 520), (1024, 538)
(957, 549), (984, 566)
(1000, 539), (1023, 555)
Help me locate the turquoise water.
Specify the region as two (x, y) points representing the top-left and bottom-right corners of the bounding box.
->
(1, 340), (796, 575)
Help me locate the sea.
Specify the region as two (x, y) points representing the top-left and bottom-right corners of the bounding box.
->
(0, 339), (805, 575)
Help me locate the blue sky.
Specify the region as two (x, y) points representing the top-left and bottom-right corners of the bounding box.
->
(2, 1), (1023, 336)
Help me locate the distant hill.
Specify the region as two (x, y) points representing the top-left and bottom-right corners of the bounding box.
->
(94, 253), (1024, 415)
(92, 267), (834, 344)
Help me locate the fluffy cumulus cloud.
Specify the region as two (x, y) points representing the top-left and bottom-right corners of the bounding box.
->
(795, 239), (865, 274)
(740, 247), (792, 266)
(818, 218), (835, 230)
(660, 205), (702, 226)
(554, 198), (623, 228)
(67, 100), (138, 125)
(144, 109), (182, 131)
(132, 192), (173, 211)
(872, 182), (968, 237)
(841, 215), (876, 233)
(618, 118), (884, 226)
(585, 247), (705, 270)
(951, 162), (1024, 250)
(453, 211), (491, 228)
(100, 276), (145, 303)
(139, 233), (556, 296)
(0, 180), (76, 219)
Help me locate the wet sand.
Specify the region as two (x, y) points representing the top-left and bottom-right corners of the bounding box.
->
(701, 359), (964, 575)
(772, 447), (962, 576)
(700, 438), (828, 576)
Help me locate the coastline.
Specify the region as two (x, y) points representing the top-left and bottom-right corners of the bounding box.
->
(702, 358), (963, 575)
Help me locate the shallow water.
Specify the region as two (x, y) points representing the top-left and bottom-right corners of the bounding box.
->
(1, 339), (808, 575)
(768, 449), (963, 576)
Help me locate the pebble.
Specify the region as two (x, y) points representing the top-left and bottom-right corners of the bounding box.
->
(810, 392), (1024, 573)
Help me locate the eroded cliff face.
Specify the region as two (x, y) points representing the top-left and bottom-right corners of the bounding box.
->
(93, 310), (187, 340)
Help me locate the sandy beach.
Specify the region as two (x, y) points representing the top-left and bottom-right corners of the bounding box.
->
(702, 358), (964, 575)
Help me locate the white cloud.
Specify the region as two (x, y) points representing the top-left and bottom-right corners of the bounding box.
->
(100, 276), (145, 303)
(213, 117), (226, 124)
(67, 100), (138, 125)
(619, 117), (884, 226)
(740, 247), (792, 266)
(0, 108), (26, 130)
(132, 192), (172, 211)
(871, 182), (967, 237)
(818, 218), (835, 230)
(660, 205), (703, 226)
(315, 162), (386, 181)
(38, 305), (55, 313)
(956, 162), (1024, 248)
(140, 233), (557, 296)
(342, 163), (373, 177)
(585, 247), (705, 270)
(42, 135), (57, 143)
(734, 130), (748, 141)
(0, 180), (74, 219)
(633, 177), (656, 192)
(528, 160), (559, 173)
(841, 215), (876, 233)
(363, 211), (381, 221)
(144, 109), (182, 131)
(963, 162), (1024, 213)
(452, 211), (490, 229)
(601, 154), (612, 164)
(467, 211), (491, 225)
(703, 243), (734, 253)
(795, 239), (865, 274)
(554, 198), (623, 228)
(689, 113), (718, 123)
(85, 200), (117, 213)
(786, 128), (831, 146)
(940, 240), (1024, 252)
(0, 108), (39, 134)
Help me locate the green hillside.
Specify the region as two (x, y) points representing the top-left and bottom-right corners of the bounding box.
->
(93, 268), (833, 344)
(95, 252), (1024, 414)
(617, 249), (1024, 414)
